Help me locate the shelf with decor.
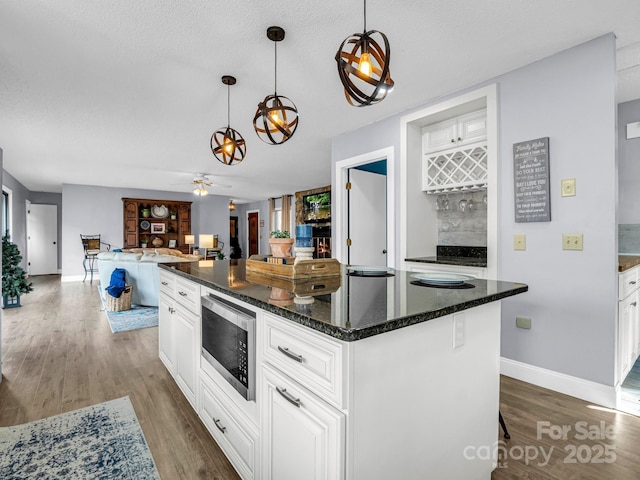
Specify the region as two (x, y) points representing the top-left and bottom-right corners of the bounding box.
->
(123, 198), (192, 252)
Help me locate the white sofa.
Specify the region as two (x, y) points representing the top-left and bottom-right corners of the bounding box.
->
(97, 248), (199, 306)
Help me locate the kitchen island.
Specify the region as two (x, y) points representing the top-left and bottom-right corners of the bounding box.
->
(158, 260), (527, 480)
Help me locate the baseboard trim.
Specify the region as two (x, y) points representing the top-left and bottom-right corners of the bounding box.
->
(500, 357), (616, 408)
(61, 275), (87, 283)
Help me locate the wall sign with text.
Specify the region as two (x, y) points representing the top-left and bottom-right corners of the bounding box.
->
(513, 137), (551, 223)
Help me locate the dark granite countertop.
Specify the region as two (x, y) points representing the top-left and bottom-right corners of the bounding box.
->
(159, 260), (526, 342)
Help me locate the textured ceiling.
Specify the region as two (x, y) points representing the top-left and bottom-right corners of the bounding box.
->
(1, 0), (639, 202)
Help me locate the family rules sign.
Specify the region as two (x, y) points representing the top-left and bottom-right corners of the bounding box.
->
(513, 137), (550, 222)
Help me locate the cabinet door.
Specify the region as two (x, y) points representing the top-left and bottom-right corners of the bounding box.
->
(124, 201), (139, 248)
(456, 109), (487, 146)
(422, 119), (457, 154)
(175, 308), (198, 408)
(159, 295), (176, 374)
(262, 365), (344, 480)
(619, 294), (637, 380)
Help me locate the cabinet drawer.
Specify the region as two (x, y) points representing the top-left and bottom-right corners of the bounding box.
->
(619, 267), (639, 301)
(405, 262), (487, 279)
(263, 313), (344, 408)
(159, 270), (175, 297)
(200, 379), (256, 479)
(175, 277), (200, 314)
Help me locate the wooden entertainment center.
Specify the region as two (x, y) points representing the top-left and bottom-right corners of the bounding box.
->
(122, 198), (192, 252)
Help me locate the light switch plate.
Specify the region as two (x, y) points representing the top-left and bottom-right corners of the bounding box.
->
(561, 178), (576, 197)
(514, 234), (526, 251)
(516, 316), (531, 329)
(562, 233), (583, 251)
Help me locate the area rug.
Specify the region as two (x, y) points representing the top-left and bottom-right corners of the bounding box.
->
(0, 396), (160, 479)
(98, 285), (159, 333)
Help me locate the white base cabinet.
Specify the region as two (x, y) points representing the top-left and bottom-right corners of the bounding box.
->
(618, 265), (640, 383)
(405, 260), (488, 279)
(261, 364), (345, 480)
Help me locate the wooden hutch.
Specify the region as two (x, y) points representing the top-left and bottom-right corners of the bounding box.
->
(122, 198), (192, 253)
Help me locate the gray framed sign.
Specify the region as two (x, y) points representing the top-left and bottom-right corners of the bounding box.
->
(513, 137), (551, 222)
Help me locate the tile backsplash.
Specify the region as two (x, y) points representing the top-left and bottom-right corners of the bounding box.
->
(619, 224), (640, 253)
(436, 191), (487, 247)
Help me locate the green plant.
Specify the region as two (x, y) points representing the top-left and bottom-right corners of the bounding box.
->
(270, 230), (290, 238)
(140, 235), (149, 244)
(217, 251), (226, 260)
(2, 234), (33, 299)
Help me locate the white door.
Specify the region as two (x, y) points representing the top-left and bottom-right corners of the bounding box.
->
(27, 203), (58, 275)
(348, 167), (387, 266)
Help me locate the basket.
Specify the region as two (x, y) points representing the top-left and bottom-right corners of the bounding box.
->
(105, 285), (133, 312)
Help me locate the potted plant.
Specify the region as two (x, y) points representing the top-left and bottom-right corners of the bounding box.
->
(140, 235), (149, 248)
(170, 209), (177, 220)
(141, 207), (150, 218)
(216, 251), (226, 260)
(2, 234), (33, 308)
(269, 230), (294, 258)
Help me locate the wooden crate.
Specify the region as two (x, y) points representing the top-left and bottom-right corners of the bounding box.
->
(246, 255), (341, 279)
(246, 270), (341, 296)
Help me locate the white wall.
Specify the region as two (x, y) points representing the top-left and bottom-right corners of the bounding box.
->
(332, 34), (618, 387)
(61, 184), (230, 278)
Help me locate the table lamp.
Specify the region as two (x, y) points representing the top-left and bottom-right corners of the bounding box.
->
(199, 234), (214, 260)
(185, 234), (195, 255)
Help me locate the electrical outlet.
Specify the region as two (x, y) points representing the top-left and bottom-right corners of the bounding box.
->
(516, 316), (531, 329)
(453, 313), (465, 349)
(562, 233), (583, 251)
(514, 234), (526, 251)
(561, 178), (576, 197)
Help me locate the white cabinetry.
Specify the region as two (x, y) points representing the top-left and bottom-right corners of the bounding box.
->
(618, 266), (640, 383)
(262, 364), (345, 480)
(422, 109), (488, 192)
(422, 109), (487, 154)
(158, 270), (200, 409)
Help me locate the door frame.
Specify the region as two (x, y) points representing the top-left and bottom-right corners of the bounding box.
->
(27, 202), (59, 275)
(335, 146), (395, 268)
(246, 209), (260, 256)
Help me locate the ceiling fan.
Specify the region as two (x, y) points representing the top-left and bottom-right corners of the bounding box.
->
(175, 173), (231, 196)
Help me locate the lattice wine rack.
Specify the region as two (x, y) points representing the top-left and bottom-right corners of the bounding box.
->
(422, 143), (488, 193)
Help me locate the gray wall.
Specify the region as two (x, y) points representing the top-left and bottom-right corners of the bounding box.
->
(618, 99), (640, 224)
(61, 184), (230, 277)
(332, 34), (618, 386)
(2, 170), (30, 270)
(235, 199), (271, 257)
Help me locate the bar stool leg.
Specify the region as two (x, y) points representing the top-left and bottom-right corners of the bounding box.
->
(499, 411), (511, 439)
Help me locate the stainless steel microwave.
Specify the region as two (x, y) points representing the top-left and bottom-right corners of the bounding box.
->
(201, 293), (256, 401)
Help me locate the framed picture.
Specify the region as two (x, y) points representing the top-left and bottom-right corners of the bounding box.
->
(151, 223), (165, 234)
(168, 239), (177, 248)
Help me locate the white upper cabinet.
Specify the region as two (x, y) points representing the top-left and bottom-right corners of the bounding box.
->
(422, 109), (487, 154)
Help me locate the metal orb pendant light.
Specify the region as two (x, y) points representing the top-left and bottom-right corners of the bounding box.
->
(335, 0), (394, 106)
(253, 26), (299, 145)
(211, 75), (246, 165)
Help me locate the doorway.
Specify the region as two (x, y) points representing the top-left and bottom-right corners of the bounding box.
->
(26, 203), (58, 275)
(335, 146), (395, 267)
(347, 162), (387, 266)
(247, 211), (259, 256)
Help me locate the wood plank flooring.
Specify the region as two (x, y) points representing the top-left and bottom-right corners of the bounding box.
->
(3, 275), (640, 479)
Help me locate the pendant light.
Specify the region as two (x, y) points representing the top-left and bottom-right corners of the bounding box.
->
(211, 75), (246, 165)
(229, 199), (236, 211)
(253, 26), (299, 145)
(335, 0), (394, 106)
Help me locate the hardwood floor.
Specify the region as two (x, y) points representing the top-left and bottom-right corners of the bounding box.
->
(3, 275), (640, 479)
(0, 275), (240, 480)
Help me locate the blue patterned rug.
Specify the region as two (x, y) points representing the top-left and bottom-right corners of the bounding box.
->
(0, 396), (160, 479)
(98, 285), (158, 333)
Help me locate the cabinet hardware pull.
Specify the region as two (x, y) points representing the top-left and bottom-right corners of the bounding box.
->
(178, 291), (188, 296)
(630, 281), (637, 285)
(276, 386), (301, 408)
(278, 346), (304, 363)
(213, 418), (226, 433)
(450, 139), (455, 143)
(458, 137), (462, 141)
(632, 302), (637, 307)
(161, 281), (168, 286)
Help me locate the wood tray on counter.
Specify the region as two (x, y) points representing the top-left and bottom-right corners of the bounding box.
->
(246, 270), (341, 296)
(246, 255), (342, 279)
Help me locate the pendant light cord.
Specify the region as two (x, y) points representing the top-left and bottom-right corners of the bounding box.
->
(274, 40), (278, 95)
(363, 0), (367, 33)
(227, 83), (231, 127)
